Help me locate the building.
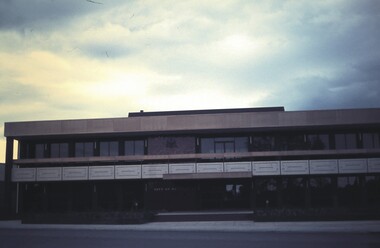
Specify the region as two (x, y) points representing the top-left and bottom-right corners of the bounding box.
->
(3, 107), (380, 222)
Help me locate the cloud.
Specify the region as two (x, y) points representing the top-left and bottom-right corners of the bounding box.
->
(1, 0), (380, 162)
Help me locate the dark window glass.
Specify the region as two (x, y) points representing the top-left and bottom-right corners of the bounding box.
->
(109, 141), (118, 156)
(51, 143), (60, 158)
(307, 134), (329, 150)
(200, 138), (215, 153)
(50, 143), (68, 158)
(363, 133), (380, 149)
(75, 142), (94, 157)
(35, 144), (45, 158)
(100, 141), (119, 156)
(235, 137), (249, 152)
(255, 178), (278, 208)
(75, 143), (84, 157)
(200, 137), (248, 153)
(282, 177), (306, 208)
(252, 136), (275, 151)
(338, 176), (361, 207)
(309, 177), (333, 207)
(84, 142), (94, 157)
(134, 140), (144, 155)
(335, 134), (346, 150)
(346, 134), (357, 149)
(365, 176), (380, 207)
(125, 140), (145, 155)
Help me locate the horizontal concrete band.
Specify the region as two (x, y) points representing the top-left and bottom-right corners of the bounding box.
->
(5, 108), (380, 137)
(11, 158), (380, 182)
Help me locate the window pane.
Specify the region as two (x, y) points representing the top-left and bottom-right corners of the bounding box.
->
(50, 143), (60, 158)
(235, 137), (248, 152)
(215, 142), (224, 153)
(35, 144), (45, 158)
(335, 134), (345, 150)
(100, 142), (109, 156)
(201, 138), (214, 153)
(125, 141), (134, 155)
(109, 141), (119, 156)
(134, 140), (144, 155)
(84, 142), (94, 157)
(75, 143), (84, 157)
(224, 142), (234, 153)
(60, 143), (69, 157)
(346, 133), (357, 149)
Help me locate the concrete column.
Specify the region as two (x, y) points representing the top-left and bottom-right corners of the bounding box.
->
(4, 137), (14, 217)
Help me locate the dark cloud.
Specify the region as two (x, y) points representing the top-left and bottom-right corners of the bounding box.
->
(0, 0), (123, 31)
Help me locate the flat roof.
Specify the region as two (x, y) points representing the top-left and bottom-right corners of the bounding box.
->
(129, 107), (285, 117)
(4, 107), (380, 138)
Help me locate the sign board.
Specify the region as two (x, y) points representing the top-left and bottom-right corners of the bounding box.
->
(62, 167), (88, 181)
(252, 161), (280, 176)
(12, 167), (36, 182)
(169, 163), (196, 174)
(224, 162), (251, 172)
(115, 165), (142, 179)
(368, 158), (380, 173)
(197, 163), (223, 173)
(142, 164), (168, 178)
(89, 166), (115, 180)
(37, 167), (62, 181)
(309, 160), (338, 174)
(339, 159), (367, 174)
(281, 160), (309, 175)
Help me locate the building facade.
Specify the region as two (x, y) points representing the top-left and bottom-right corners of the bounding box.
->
(3, 107), (380, 220)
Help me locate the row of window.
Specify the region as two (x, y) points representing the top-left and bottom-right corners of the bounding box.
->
(22, 140), (145, 159)
(20, 131), (380, 159)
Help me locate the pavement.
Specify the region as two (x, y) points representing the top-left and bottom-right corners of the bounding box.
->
(1, 220), (380, 233)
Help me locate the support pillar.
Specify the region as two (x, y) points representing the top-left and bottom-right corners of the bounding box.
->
(4, 137), (14, 217)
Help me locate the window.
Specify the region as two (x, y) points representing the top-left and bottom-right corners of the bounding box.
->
(100, 141), (119, 156)
(125, 140), (145, 155)
(335, 133), (358, 149)
(362, 133), (380, 149)
(252, 136), (275, 151)
(35, 144), (46, 158)
(307, 134), (329, 150)
(309, 177), (333, 207)
(75, 142), (94, 157)
(200, 137), (248, 153)
(50, 143), (69, 158)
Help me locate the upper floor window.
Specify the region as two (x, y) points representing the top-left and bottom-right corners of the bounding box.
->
(362, 132), (380, 149)
(99, 141), (119, 156)
(306, 134), (330, 150)
(75, 142), (94, 157)
(50, 143), (69, 158)
(35, 143), (46, 158)
(335, 133), (358, 150)
(200, 137), (248, 153)
(125, 140), (145, 155)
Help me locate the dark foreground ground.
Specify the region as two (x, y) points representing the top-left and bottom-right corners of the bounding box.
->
(0, 228), (379, 248)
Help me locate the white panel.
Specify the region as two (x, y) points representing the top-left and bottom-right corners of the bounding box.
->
(309, 160), (338, 175)
(169, 163), (196, 174)
(62, 167), (88, 181)
(196, 163), (223, 173)
(224, 162), (251, 172)
(339, 159), (367, 174)
(115, 165), (141, 179)
(281, 160), (309, 175)
(142, 164), (168, 178)
(89, 166), (115, 180)
(37, 167), (62, 181)
(252, 161), (280, 176)
(12, 168), (36, 182)
(368, 158), (380, 173)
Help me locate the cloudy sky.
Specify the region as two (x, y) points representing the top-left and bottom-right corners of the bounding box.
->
(1, 0), (380, 162)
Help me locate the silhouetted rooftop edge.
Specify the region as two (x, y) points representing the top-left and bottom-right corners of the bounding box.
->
(128, 107), (285, 117)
